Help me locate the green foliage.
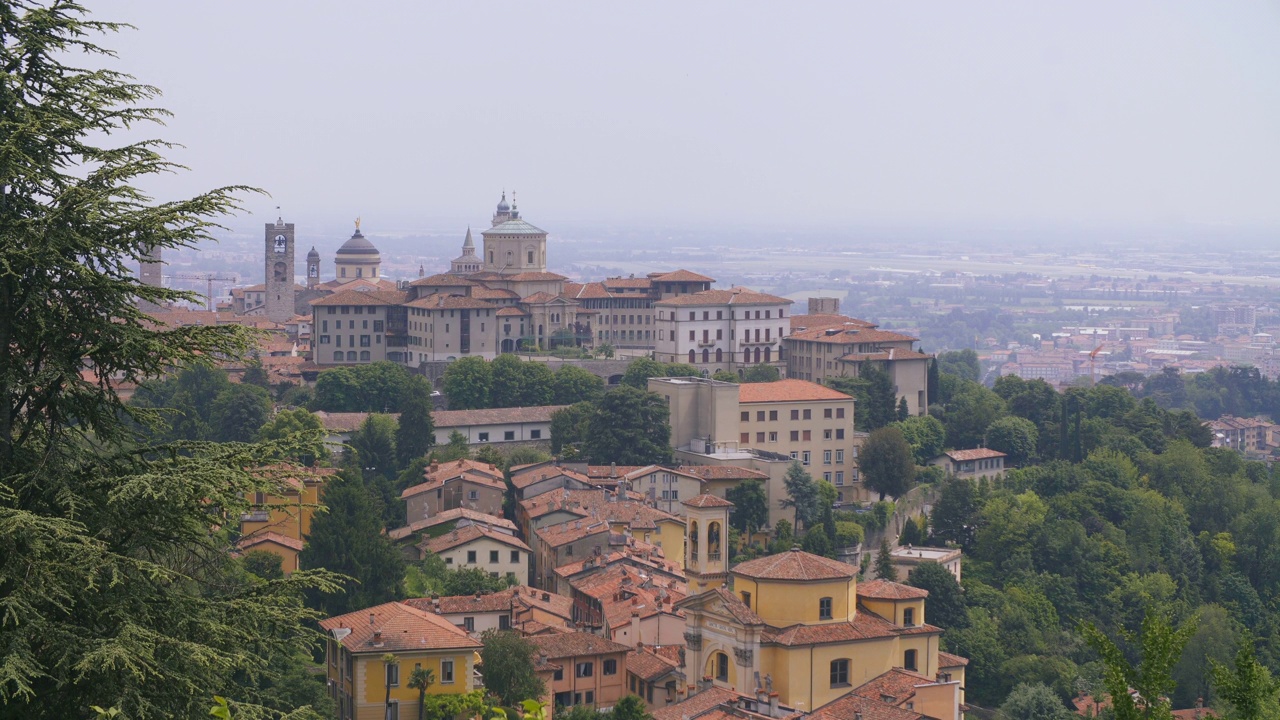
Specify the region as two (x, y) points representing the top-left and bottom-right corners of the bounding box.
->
(313, 362), (428, 413)
(1082, 607), (1197, 720)
(802, 528), (833, 558)
(431, 430), (473, 463)
(874, 538), (895, 580)
(726, 479), (769, 536)
(258, 408), (329, 464)
(742, 364), (781, 383)
(551, 365), (605, 405)
(442, 357), (493, 410)
(898, 514), (924, 546)
(985, 416), (1039, 467)
(610, 694), (653, 720)
(711, 370), (740, 383)
(243, 550), (285, 581)
(906, 561), (966, 630)
(491, 355), (555, 408)
(211, 383), (274, 443)
(583, 386), (672, 465)
(1210, 636), (1280, 720)
(827, 364), (896, 431)
(348, 414), (398, 479)
(0, 7), (341, 716)
(480, 630), (547, 707)
(937, 379), (1007, 449)
(550, 402), (594, 455)
(300, 472), (406, 615)
(242, 358), (272, 390)
(997, 683), (1073, 720)
(780, 461), (821, 531)
(395, 389), (436, 468)
(937, 349), (981, 382)
(620, 357), (668, 388)
(662, 363), (702, 378)
(833, 521), (864, 548)
(861, 426), (916, 501)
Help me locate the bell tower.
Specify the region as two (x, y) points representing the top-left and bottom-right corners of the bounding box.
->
(265, 217), (296, 322)
(306, 246), (321, 288)
(683, 494), (734, 594)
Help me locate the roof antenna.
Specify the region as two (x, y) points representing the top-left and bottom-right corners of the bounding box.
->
(275, 205), (283, 226)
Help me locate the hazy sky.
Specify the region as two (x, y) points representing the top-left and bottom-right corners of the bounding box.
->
(103, 1), (1280, 238)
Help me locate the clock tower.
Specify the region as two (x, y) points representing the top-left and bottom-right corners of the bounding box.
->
(265, 217), (296, 323)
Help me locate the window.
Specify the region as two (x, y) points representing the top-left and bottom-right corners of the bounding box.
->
(790, 409), (799, 420)
(904, 649), (918, 671)
(790, 430), (799, 441)
(511, 550), (521, 563)
(768, 431), (777, 442)
(756, 432), (765, 443)
(576, 662), (594, 678)
(819, 597), (833, 620)
(836, 429), (845, 440)
(468, 490), (479, 501)
(823, 472), (832, 481)
(319, 335), (331, 345)
(504, 431), (515, 441)
(835, 471), (844, 485)
(441, 659), (455, 683)
(803, 430), (811, 441)
(499, 614), (511, 630)
(467, 550), (477, 563)
(490, 550), (499, 563)
(830, 659), (850, 687)
(554, 668), (564, 681)
(903, 607), (915, 626)
(386, 661), (400, 686)
(741, 432), (750, 444)
(603, 659), (618, 675)
(824, 408), (833, 418)
(387, 701), (399, 720)
(741, 411), (750, 422)
(741, 590), (751, 608)
(478, 432), (489, 442)
(836, 450), (844, 463)
(836, 408), (846, 419)
(530, 429), (542, 439)
(824, 450), (832, 464)
(756, 411), (765, 421)
(769, 410), (778, 421)
(360, 335), (371, 347)
(803, 409), (812, 420)
(463, 616), (475, 631)
(715, 652), (729, 682)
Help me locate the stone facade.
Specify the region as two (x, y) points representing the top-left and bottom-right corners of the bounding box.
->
(264, 219), (296, 323)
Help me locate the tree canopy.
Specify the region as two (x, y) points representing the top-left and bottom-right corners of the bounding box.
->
(860, 427), (916, 501)
(583, 386), (672, 465)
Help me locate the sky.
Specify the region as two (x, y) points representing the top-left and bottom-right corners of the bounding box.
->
(101, 1), (1280, 240)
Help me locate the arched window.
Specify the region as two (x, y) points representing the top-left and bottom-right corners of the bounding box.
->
(688, 521), (699, 561)
(714, 652), (729, 682)
(830, 659), (850, 687)
(333, 351), (343, 361)
(903, 607), (915, 626)
(340, 267), (347, 278)
(688, 349), (696, 364)
(754, 347), (761, 363)
(904, 649), (918, 671)
(360, 351), (370, 361)
(702, 348), (709, 364)
(764, 346), (771, 363)
(346, 351), (356, 361)
(716, 348), (723, 363)
(708, 522), (721, 560)
(819, 597), (833, 620)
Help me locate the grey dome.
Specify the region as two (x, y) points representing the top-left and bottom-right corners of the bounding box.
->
(336, 230), (378, 255)
(306, 246), (320, 258)
(496, 193), (510, 212)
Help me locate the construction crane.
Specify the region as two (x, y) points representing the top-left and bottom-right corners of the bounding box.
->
(1089, 344), (1105, 386)
(171, 272), (238, 312)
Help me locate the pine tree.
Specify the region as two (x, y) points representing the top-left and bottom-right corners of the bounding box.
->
(875, 538), (896, 580)
(395, 388), (436, 467)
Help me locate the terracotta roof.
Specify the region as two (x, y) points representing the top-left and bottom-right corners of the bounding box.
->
(651, 688), (744, 720)
(838, 350), (931, 363)
(652, 269), (715, 283)
(401, 469), (506, 499)
(553, 545), (681, 581)
(585, 465), (645, 479)
(433, 405), (567, 429)
(511, 465), (593, 490)
(789, 314), (876, 332)
(942, 448), (1007, 462)
(405, 293), (498, 310)
(409, 274), (478, 287)
(937, 651), (969, 667)
(602, 277), (654, 289)
(683, 493), (735, 509)
(527, 631), (631, 659)
(319, 601), (482, 653)
(814, 692), (927, 720)
(572, 564), (687, 628)
(787, 325), (919, 345)
(387, 509), (517, 541)
(238, 531), (304, 552)
(851, 668), (938, 706)
(655, 288), (792, 307)
(857, 579), (929, 600)
(310, 289), (406, 307)
(421, 524), (531, 554)
(627, 648), (681, 681)
(470, 286), (520, 300)
(507, 271), (568, 282)
(737, 380), (853, 404)
(535, 519), (611, 548)
(510, 584), (575, 620)
(426, 459), (505, 482)
(402, 586), (553, 615)
(520, 291), (564, 304)
(708, 587), (765, 625)
(563, 282), (613, 300)
(733, 548), (857, 582)
(314, 411), (397, 433)
(496, 307), (529, 316)
(678, 465), (769, 481)
(764, 612), (940, 646)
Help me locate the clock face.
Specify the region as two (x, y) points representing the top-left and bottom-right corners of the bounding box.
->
(274, 235), (287, 253)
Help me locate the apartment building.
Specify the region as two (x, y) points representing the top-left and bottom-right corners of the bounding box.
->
(528, 633), (631, 715)
(653, 288), (794, 376)
(565, 270), (716, 350)
(784, 314), (930, 416)
(419, 525), (532, 586)
(400, 459), (507, 522)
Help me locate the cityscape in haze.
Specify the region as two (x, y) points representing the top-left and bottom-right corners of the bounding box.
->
(10, 3), (1280, 720)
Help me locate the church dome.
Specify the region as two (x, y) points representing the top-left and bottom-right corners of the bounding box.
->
(496, 192), (510, 213)
(306, 246), (320, 259)
(336, 229), (379, 255)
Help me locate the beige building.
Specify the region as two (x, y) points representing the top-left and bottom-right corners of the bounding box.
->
(928, 449), (1006, 480)
(333, 226), (382, 281)
(312, 289), (405, 365)
(528, 632), (632, 715)
(889, 545), (963, 584)
(400, 459), (507, 522)
(784, 314), (931, 417)
(419, 525), (532, 586)
(654, 289), (794, 376)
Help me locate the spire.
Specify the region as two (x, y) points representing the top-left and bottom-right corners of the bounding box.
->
(463, 226), (474, 249)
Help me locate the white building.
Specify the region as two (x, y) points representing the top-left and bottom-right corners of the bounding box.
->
(653, 288), (794, 376)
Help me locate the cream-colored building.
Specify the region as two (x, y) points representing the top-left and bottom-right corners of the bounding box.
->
(654, 289), (794, 376)
(784, 314), (931, 417)
(420, 524), (531, 586)
(889, 545), (962, 584)
(928, 449), (1006, 480)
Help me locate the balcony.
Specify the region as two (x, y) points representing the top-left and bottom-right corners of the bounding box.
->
(240, 511), (270, 523)
(739, 338), (777, 347)
(708, 552), (721, 562)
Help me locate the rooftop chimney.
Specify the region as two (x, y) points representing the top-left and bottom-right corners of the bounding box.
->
(369, 613), (376, 626)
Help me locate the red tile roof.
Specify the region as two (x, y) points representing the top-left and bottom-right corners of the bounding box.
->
(652, 269), (715, 283)
(942, 448), (1007, 462)
(310, 289), (407, 307)
(318, 601), (482, 654)
(790, 314), (877, 332)
(527, 631), (631, 659)
(655, 288), (792, 307)
(813, 692), (927, 720)
(406, 293), (498, 310)
(787, 325), (919, 345)
(507, 271), (568, 282)
(651, 688), (744, 720)
(764, 613), (940, 646)
(511, 465), (593, 490)
(937, 651), (969, 667)
(410, 274), (478, 287)
(737, 380), (853, 404)
(678, 465), (769, 481)
(432, 405), (567, 428)
(626, 647), (681, 681)
(421, 524), (531, 554)
(387, 508), (516, 541)
(857, 579), (930, 600)
(733, 548), (858, 582)
(683, 493), (735, 509)
(850, 668), (938, 706)
(237, 531), (304, 552)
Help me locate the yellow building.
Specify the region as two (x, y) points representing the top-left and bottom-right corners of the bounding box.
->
(675, 500), (963, 718)
(320, 601), (483, 720)
(239, 464), (334, 572)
